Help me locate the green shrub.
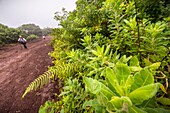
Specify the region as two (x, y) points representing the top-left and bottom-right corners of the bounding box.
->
(27, 34), (39, 41)
(22, 0), (170, 112)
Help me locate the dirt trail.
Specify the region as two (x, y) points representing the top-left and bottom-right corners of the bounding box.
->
(0, 37), (54, 113)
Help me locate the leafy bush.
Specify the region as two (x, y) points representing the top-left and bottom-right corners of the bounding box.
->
(22, 0), (170, 112)
(0, 23), (22, 45)
(83, 59), (162, 112)
(26, 34), (39, 41)
(18, 24), (42, 36)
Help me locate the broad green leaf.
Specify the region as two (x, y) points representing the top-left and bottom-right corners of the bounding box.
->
(129, 66), (142, 72)
(131, 68), (154, 91)
(143, 108), (170, 113)
(39, 106), (46, 113)
(146, 62), (161, 70)
(157, 97), (170, 106)
(83, 77), (114, 100)
(153, 108), (170, 113)
(109, 96), (132, 109)
(115, 63), (130, 85)
(124, 75), (134, 94)
(97, 92), (111, 108)
(129, 56), (139, 67)
(106, 68), (124, 96)
(125, 75), (134, 87)
(128, 106), (147, 113)
(60, 108), (64, 113)
(140, 97), (157, 108)
(106, 67), (118, 82)
(83, 99), (100, 108)
(143, 58), (152, 66)
(142, 108), (158, 113)
(129, 83), (160, 105)
(109, 96), (123, 109)
(83, 99), (106, 113)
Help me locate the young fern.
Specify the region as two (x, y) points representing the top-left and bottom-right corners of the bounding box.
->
(56, 61), (80, 80)
(22, 62), (81, 98)
(22, 70), (55, 98)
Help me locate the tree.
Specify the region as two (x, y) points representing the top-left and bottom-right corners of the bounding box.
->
(137, 0), (170, 22)
(41, 27), (53, 36)
(18, 24), (42, 36)
(0, 23), (21, 45)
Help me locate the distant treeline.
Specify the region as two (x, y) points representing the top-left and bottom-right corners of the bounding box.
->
(0, 23), (53, 46)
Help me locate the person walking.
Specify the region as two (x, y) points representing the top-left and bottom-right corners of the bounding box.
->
(18, 35), (27, 49)
(42, 35), (45, 40)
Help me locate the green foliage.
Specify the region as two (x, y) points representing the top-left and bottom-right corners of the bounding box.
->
(39, 100), (57, 113)
(18, 23), (42, 36)
(137, 0), (170, 22)
(143, 108), (170, 113)
(22, 70), (55, 98)
(0, 23), (49, 46)
(157, 97), (170, 106)
(84, 61), (161, 112)
(52, 60), (81, 81)
(21, 0), (170, 112)
(141, 21), (169, 62)
(41, 27), (53, 36)
(26, 34), (39, 41)
(58, 78), (89, 113)
(22, 59), (81, 98)
(0, 23), (22, 45)
(22, 29), (82, 98)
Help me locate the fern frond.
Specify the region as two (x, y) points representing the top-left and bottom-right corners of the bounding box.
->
(22, 70), (55, 98)
(22, 61), (81, 98)
(56, 61), (81, 80)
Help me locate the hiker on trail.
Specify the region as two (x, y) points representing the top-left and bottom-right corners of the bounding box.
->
(18, 35), (27, 49)
(42, 35), (45, 40)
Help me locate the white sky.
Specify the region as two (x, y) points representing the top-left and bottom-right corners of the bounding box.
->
(0, 0), (77, 28)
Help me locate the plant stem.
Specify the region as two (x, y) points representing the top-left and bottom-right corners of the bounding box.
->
(134, 0), (141, 60)
(161, 51), (170, 62)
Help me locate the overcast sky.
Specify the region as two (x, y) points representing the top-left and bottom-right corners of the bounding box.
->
(0, 0), (77, 28)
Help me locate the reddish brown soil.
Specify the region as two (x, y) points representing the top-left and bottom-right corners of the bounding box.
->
(0, 37), (54, 113)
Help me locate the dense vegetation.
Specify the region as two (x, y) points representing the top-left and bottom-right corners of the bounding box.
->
(0, 24), (21, 45)
(18, 24), (42, 36)
(0, 23), (52, 46)
(22, 0), (170, 113)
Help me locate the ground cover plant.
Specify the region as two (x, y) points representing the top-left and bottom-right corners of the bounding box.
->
(22, 0), (170, 112)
